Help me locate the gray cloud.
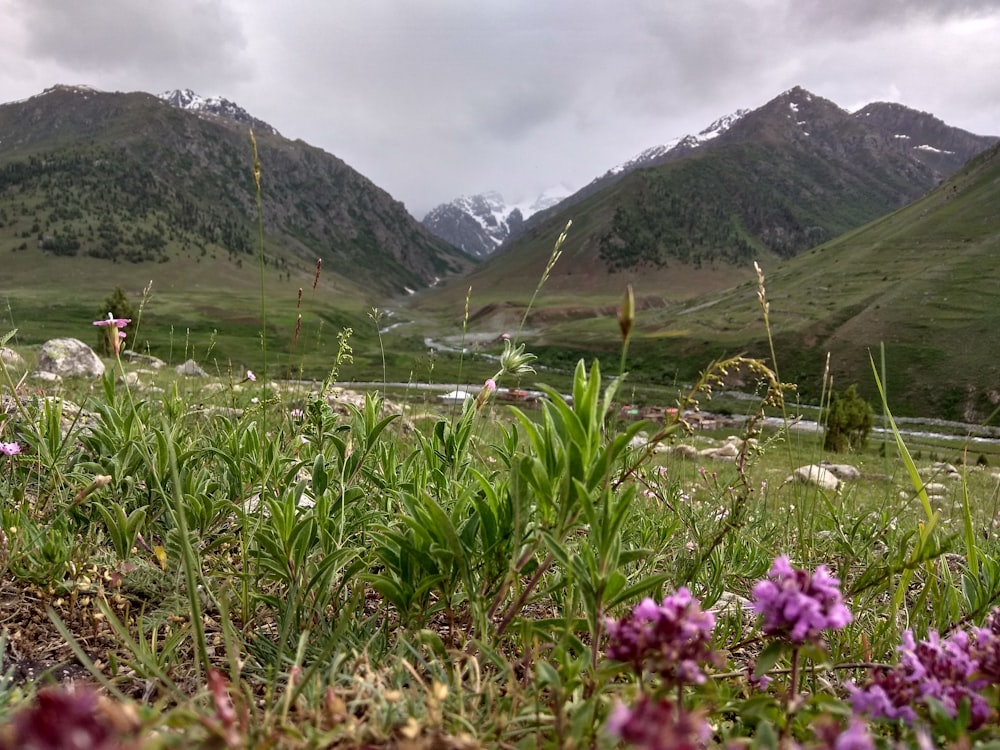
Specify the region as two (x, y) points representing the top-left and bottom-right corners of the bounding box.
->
(13, 0), (252, 89)
(1, 1), (998, 216)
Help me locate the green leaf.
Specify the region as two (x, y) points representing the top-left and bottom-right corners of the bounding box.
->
(754, 640), (786, 678)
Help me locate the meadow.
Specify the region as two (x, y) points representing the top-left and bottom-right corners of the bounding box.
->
(2, 265), (1000, 749)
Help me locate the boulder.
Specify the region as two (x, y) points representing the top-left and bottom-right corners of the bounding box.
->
(0, 347), (25, 369)
(670, 444), (701, 460)
(36, 338), (104, 379)
(822, 463), (861, 481)
(787, 464), (840, 491)
(176, 359), (207, 377)
(122, 351), (166, 369)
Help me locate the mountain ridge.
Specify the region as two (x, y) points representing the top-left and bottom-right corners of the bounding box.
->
(0, 84), (474, 295)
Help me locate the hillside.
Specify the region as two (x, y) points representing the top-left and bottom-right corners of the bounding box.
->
(458, 87), (996, 308)
(606, 140), (1000, 420)
(0, 85), (474, 296)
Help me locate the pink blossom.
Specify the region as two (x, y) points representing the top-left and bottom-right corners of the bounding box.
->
(245, 369), (257, 382)
(752, 556), (852, 645)
(0, 442), (20, 456)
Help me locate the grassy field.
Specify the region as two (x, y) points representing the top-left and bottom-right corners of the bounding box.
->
(3, 330), (1000, 747)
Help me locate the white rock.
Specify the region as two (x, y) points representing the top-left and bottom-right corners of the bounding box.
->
(823, 463), (860, 481)
(36, 338), (104, 378)
(787, 464), (840, 491)
(176, 359), (207, 377)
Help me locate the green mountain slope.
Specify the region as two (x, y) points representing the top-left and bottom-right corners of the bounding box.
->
(0, 85), (473, 295)
(428, 88), (994, 319)
(628, 140), (1000, 420)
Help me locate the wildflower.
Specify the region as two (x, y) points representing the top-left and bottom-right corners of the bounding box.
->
(0, 442), (20, 456)
(605, 587), (720, 686)
(290, 408), (304, 419)
(849, 627), (991, 728)
(746, 662), (772, 691)
(250, 397), (259, 405)
(498, 337), (536, 378)
(93, 313), (131, 356)
(0, 686), (128, 750)
(245, 369), (257, 382)
(752, 556), (852, 645)
(811, 717), (875, 750)
(606, 695), (711, 750)
(618, 283), (635, 343)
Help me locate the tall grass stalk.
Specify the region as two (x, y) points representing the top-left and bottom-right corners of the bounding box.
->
(516, 220), (571, 338)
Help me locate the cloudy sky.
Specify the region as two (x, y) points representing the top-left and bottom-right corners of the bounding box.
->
(2, 1), (998, 217)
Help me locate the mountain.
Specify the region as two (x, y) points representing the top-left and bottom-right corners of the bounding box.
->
(441, 86), (996, 308)
(159, 88), (280, 136)
(422, 192), (523, 257)
(0, 85), (473, 295)
(629, 138), (1000, 421)
(421, 186), (572, 257)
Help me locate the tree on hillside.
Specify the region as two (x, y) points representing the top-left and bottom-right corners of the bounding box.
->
(824, 384), (875, 453)
(95, 286), (136, 356)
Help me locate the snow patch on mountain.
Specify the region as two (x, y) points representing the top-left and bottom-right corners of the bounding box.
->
(603, 108), (751, 178)
(159, 89), (279, 136)
(422, 186), (572, 257)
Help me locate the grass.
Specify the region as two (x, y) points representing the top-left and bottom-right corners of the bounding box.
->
(3, 317), (1000, 747)
(3, 125), (1000, 748)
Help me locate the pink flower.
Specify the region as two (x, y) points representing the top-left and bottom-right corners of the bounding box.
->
(752, 556), (852, 645)
(0, 442), (20, 456)
(245, 369), (257, 382)
(92, 316), (131, 328)
(92, 313), (130, 356)
(484, 378), (497, 392)
(605, 587), (719, 687)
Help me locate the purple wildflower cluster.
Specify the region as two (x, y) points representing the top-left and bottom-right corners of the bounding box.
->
(0, 687), (134, 750)
(605, 587), (720, 686)
(607, 695), (711, 750)
(0, 442), (19, 456)
(752, 556), (853, 644)
(849, 612), (1000, 729)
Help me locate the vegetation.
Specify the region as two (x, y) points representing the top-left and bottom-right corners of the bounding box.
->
(3, 265), (1000, 746)
(3, 89), (1000, 748)
(823, 384), (875, 453)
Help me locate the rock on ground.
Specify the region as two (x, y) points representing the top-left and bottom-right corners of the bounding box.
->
(35, 338), (104, 379)
(787, 464), (840, 491)
(1, 347), (25, 369)
(176, 359), (207, 377)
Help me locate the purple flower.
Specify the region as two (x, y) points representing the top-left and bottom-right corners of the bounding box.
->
(245, 369), (256, 382)
(290, 408), (305, 419)
(812, 717), (875, 750)
(752, 556), (852, 644)
(971, 607), (1000, 682)
(850, 627), (992, 728)
(0, 687), (127, 750)
(0, 442), (20, 456)
(833, 719), (875, 750)
(606, 695), (711, 750)
(605, 587), (719, 686)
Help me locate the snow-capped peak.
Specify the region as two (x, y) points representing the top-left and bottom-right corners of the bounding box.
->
(158, 89), (279, 136)
(603, 107), (751, 178)
(422, 186), (573, 257)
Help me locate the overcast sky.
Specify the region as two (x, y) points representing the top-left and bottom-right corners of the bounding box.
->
(2, 1), (998, 217)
